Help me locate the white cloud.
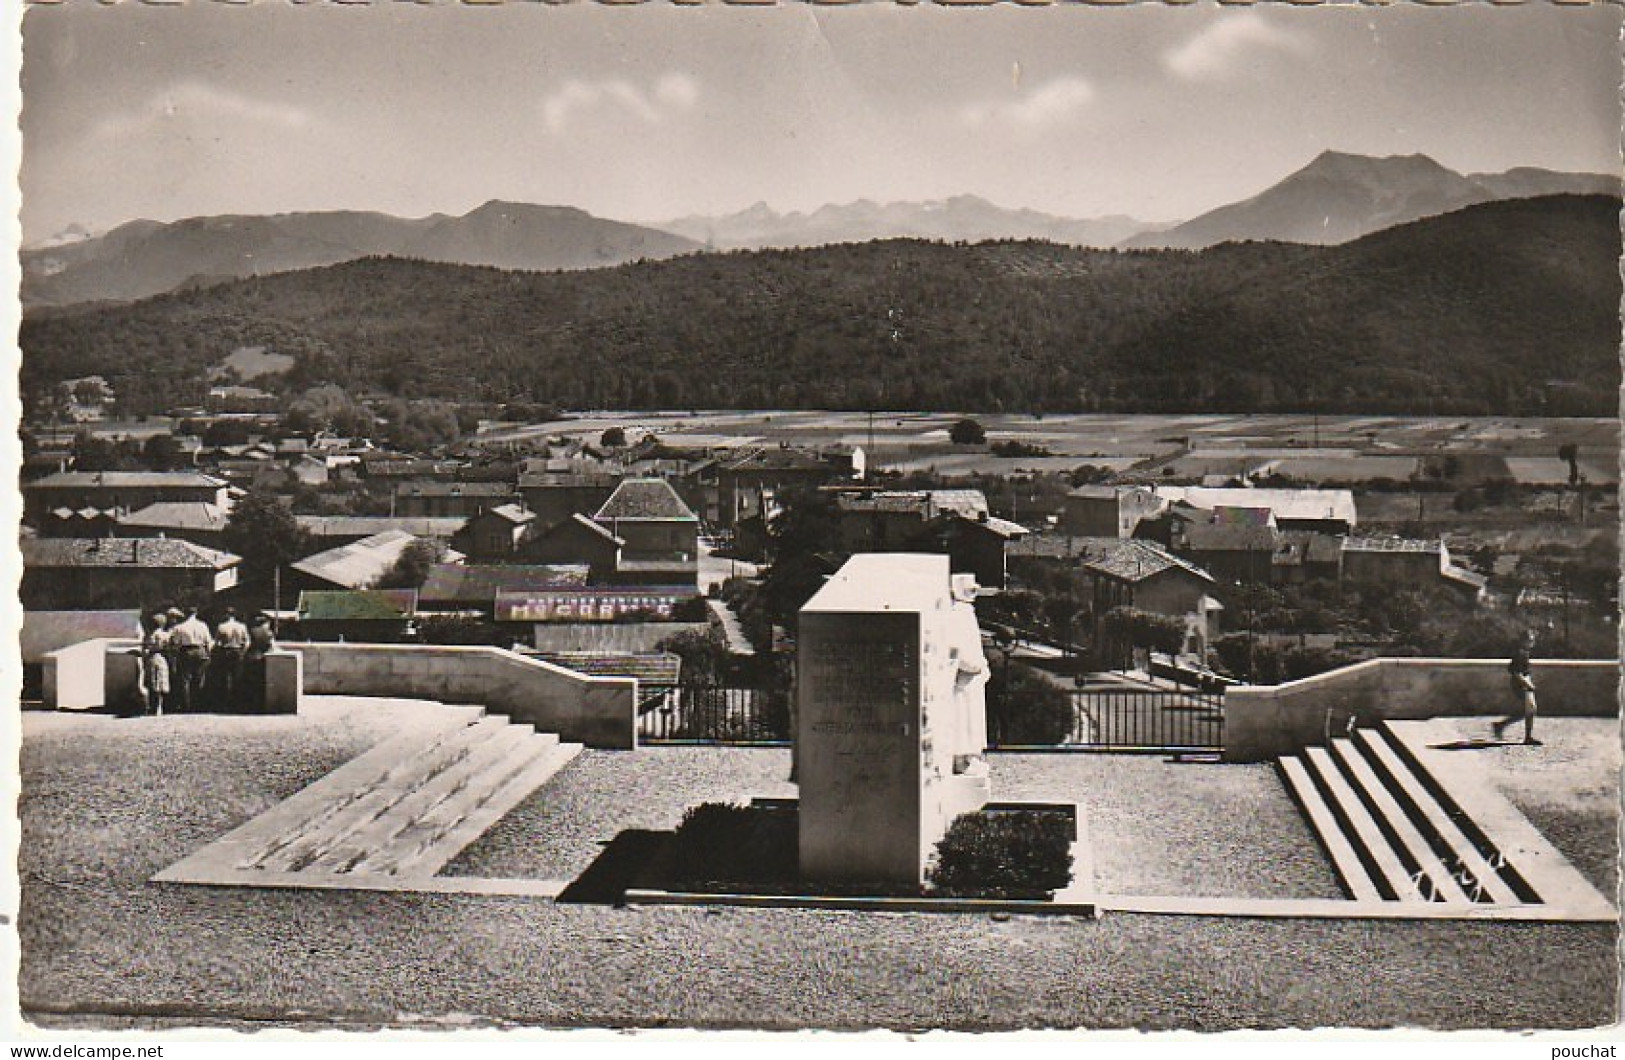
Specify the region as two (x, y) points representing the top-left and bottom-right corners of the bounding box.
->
(654, 73), (700, 112)
(91, 81), (316, 142)
(1163, 14), (1310, 81)
(960, 76), (1095, 133)
(542, 73), (700, 134)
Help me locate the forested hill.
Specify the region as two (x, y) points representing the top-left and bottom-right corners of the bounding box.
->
(21, 194), (1621, 418)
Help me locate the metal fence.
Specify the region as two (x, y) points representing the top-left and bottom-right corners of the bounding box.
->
(637, 684), (791, 744)
(638, 682), (1223, 752)
(1050, 686), (1224, 752)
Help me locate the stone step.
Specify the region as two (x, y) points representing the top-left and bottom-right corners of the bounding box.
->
(1302, 747), (1426, 902)
(307, 721), (542, 874)
(1378, 721), (1607, 910)
(350, 736), (581, 877)
(254, 715), (512, 873)
(1277, 755), (1382, 902)
(152, 702), (483, 884)
(1354, 727), (1522, 906)
(1327, 738), (1469, 904)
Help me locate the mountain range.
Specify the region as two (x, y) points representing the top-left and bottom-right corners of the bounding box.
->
(653, 195), (1168, 251)
(22, 194), (1620, 419)
(1120, 150), (1619, 250)
(21, 201), (700, 308)
(23, 150), (1618, 310)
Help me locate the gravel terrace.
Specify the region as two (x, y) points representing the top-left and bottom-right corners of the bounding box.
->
(20, 702), (1618, 1031)
(447, 748), (1342, 900)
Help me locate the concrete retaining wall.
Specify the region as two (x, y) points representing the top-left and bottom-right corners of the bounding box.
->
(284, 642), (638, 748)
(55, 642), (306, 717)
(1225, 657), (1620, 762)
(42, 637), (140, 710)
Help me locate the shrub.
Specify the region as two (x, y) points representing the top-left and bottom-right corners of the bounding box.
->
(664, 802), (798, 891)
(1213, 633), (1283, 684)
(986, 662), (1075, 745)
(670, 595), (711, 623)
(416, 614), (507, 646)
(1281, 646), (1363, 682)
(990, 439), (1055, 458)
(927, 809), (1074, 900)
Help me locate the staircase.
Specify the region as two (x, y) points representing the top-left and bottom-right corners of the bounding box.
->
(156, 702), (582, 888)
(1278, 723), (1544, 907)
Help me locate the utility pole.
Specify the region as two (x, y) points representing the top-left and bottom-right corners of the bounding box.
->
(866, 409), (875, 484)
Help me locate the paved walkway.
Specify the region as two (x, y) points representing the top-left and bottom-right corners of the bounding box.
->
(707, 598), (756, 656)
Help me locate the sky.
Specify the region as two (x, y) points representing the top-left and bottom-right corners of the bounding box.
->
(17, 1), (1624, 244)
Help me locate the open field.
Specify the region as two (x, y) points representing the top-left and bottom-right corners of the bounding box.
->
(20, 702), (1618, 1031)
(480, 412), (1618, 482)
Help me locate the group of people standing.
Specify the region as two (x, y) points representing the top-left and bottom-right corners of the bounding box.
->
(140, 606), (277, 716)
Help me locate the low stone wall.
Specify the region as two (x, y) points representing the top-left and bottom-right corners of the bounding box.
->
(284, 642), (638, 749)
(1225, 657), (1620, 762)
(42, 637), (140, 711)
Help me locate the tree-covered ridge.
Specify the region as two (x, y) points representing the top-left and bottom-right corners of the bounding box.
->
(21, 194), (1620, 418)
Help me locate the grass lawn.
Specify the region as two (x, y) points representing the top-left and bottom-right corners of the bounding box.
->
(19, 702), (1619, 1031)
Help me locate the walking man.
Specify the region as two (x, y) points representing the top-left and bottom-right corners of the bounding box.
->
(168, 605), (215, 713)
(1493, 628), (1541, 746)
(212, 608), (251, 710)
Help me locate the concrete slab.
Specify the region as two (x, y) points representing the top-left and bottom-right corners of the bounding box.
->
(1095, 894), (1616, 923)
(152, 869), (570, 899)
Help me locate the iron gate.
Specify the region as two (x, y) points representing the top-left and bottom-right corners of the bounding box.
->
(637, 684), (791, 744)
(990, 685), (1225, 752)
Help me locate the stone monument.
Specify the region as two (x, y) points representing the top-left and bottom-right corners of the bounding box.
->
(796, 553), (991, 887)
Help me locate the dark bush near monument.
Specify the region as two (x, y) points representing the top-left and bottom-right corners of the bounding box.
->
(665, 802), (799, 891)
(927, 809), (1074, 900)
(986, 662), (1075, 745)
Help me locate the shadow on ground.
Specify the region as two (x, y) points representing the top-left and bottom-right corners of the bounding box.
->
(555, 829), (670, 906)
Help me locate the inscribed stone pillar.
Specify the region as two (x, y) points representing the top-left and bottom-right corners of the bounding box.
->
(797, 553), (991, 887)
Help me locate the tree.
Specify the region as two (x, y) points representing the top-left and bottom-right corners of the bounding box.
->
(599, 426), (627, 448)
(375, 539), (440, 589)
(949, 418), (986, 446)
(758, 485), (844, 632)
(71, 378), (106, 406)
(141, 434), (184, 472)
(222, 489), (311, 591)
(384, 398), (460, 453)
(201, 419), (254, 447)
(72, 431), (140, 472)
(1101, 606), (1187, 655)
(1558, 443), (1581, 486)
(288, 385), (377, 438)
